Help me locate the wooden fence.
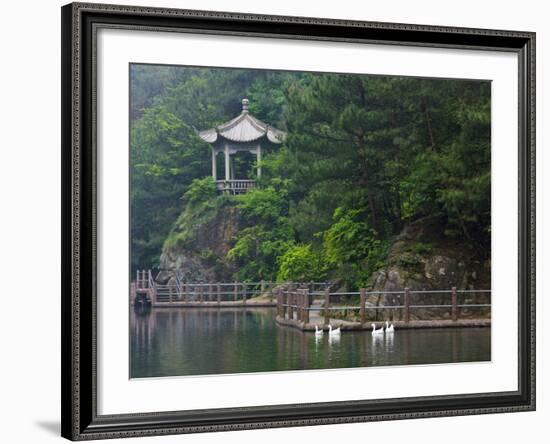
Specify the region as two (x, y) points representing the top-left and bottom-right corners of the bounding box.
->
(276, 287), (491, 324)
(131, 270), (331, 306)
(131, 270), (490, 324)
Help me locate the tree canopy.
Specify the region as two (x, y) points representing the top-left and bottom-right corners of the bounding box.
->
(130, 65), (490, 288)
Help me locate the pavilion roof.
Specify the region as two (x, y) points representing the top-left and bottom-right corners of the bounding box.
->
(198, 99), (286, 145)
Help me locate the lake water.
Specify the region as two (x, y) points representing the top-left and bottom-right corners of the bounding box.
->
(130, 307), (491, 378)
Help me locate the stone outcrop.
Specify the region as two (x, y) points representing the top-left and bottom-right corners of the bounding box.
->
(156, 203), (241, 283)
(367, 216), (490, 320)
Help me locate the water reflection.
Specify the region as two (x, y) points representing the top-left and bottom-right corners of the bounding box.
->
(329, 334), (341, 347)
(385, 331), (395, 351)
(130, 307), (491, 378)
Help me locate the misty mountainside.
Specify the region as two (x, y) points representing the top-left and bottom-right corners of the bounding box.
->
(130, 65), (491, 292)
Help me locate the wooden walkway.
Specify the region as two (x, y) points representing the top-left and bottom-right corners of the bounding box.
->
(277, 316), (491, 331)
(131, 270), (491, 329)
(130, 270), (328, 308)
(275, 287), (491, 330)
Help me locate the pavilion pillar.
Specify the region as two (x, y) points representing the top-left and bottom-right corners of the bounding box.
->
(256, 144), (262, 178)
(224, 144), (230, 181)
(211, 149), (217, 180)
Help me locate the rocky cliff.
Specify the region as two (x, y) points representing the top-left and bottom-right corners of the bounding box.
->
(366, 216), (490, 321)
(156, 198), (242, 284)
(157, 197), (491, 322)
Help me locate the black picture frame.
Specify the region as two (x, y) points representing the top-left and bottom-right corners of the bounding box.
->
(61, 2), (536, 440)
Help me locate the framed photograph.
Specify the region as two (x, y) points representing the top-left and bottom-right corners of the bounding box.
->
(61, 2), (535, 440)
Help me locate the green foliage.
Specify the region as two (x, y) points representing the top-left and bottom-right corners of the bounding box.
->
(130, 64), (491, 285)
(228, 225), (295, 281)
(235, 185), (288, 223)
(277, 244), (326, 282)
(412, 242), (433, 255)
(130, 105), (209, 269)
(397, 252), (423, 269)
(163, 192), (229, 250)
(130, 66), (291, 270)
(184, 177), (217, 205)
(228, 185), (294, 281)
(323, 208), (376, 264)
(322, 208), (388, 288)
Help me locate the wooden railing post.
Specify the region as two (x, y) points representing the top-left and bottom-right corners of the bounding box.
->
(208, 283), (213, 302)
(260, 280), (265, 295)
(169, 283), (173, 304)
(217, 283), (221, 305)
(285, 287), (290, 320)
(451, 287), (458, 321)
(151, 274), (157, 305)
(130, 282), (136, 306)
(268, 283), (273, 302)
(282, 290), (287, 319)
(360, 288), (366, 324)
(404, 287), (410, 323)
(234, 281), (238, 301)
(243, 283), (247, 305)
(324, 288), (330, 326)
(288, 290), (294, 321)
(199, 283), (204, 303)
(304, 290), (311, 324)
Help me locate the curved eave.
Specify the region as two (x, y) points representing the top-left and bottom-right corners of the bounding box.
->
(199, 112), (286, 144)
(198, 128), (218, 144)
(266, 127), (286, 144)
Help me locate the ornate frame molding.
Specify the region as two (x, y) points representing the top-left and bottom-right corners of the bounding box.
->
(61, 2), (535, 440)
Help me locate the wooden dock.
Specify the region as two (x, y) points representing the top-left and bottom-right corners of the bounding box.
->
(130, 270), (327, 308)
(274, 286), (491, 330)
(131, 270), (491, 329)
(276, 316), (491, 331)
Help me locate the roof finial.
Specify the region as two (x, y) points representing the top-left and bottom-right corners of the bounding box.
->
(241, 98), (249, 113)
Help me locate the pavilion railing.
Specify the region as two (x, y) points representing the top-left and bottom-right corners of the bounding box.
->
(215, 179), (256, 194)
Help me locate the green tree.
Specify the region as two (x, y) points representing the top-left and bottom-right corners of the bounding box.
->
(322, 207), (388, 288)
(228, 185), (294, 281)
(130, 64), (491, 285)
(277, 244), (326, 282)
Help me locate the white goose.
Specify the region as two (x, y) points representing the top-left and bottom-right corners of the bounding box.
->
(328, 324), (341, 337)
(385, 321), (395, 333)
(371, 323), (384, 336)
(315, 325), (324, 337)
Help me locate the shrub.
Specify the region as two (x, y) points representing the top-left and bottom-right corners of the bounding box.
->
(184, 177), (217, 204)
(277, 244), (326, 282)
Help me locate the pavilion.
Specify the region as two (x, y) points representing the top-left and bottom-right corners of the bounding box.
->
(198, 98), (286, 194)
